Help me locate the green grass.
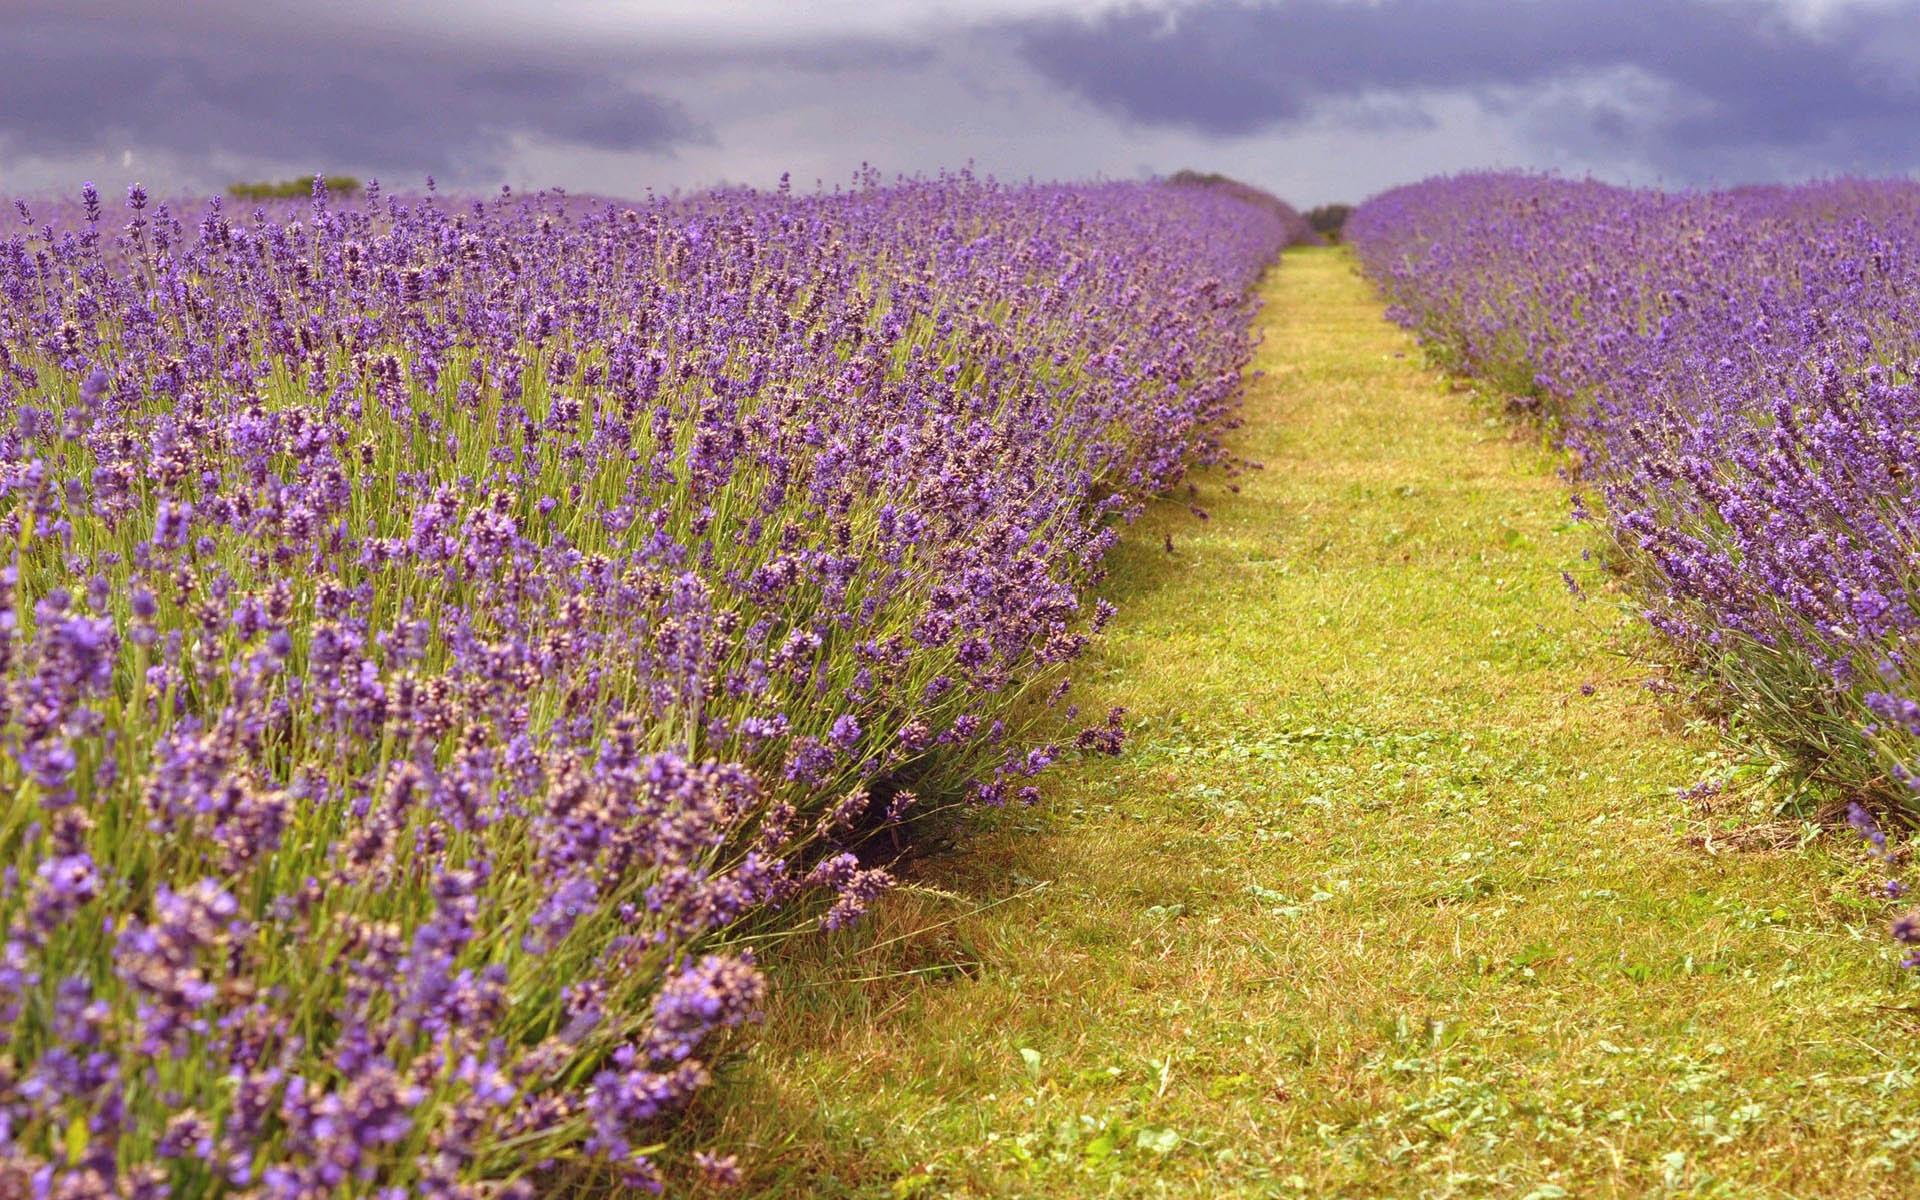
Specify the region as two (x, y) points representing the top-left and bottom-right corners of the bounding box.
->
(675, 247), (1920, 1198)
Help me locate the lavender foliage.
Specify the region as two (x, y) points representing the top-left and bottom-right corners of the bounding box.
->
(1351, 172), (1920, 932)
(0, 173), (1299, 1192)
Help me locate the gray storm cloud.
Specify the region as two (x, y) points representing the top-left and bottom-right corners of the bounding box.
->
(1009, 0), (1920, 168)
(3, 0), (1919, 201)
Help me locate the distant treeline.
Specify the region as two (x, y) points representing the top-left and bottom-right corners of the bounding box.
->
(227, 175), (363, 201)
(1306, 204), (1353, 243)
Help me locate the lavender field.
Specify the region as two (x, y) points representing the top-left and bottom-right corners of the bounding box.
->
(12, 164), (1920, 1195)
(1353, 175), (1920, 871)
(12, 138), (1920, 1200)
(31, 0), (1920, 1190)
(0, 177), (1301, 1193)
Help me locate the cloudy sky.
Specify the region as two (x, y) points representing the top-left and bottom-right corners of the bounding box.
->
(3, 0), (1919, 206)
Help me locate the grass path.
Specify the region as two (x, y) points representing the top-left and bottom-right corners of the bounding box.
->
(690, 247), (1918, 1198)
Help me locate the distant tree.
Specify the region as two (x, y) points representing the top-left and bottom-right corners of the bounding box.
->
(227, 175), (363, 201)
(1306, 203), (1353, 243)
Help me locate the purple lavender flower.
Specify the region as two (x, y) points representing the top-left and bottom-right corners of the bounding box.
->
(0, 171), (1293, 1189)
(1352, 170), (1920, 972)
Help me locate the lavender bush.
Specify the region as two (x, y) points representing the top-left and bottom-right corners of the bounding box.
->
(1351, 173), (1920, 839)
(0, 173), (1299, 1194)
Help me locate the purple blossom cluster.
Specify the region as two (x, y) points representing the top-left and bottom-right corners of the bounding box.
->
(0, 173), (1299, 1192)
(1350, 173), (1920, 938)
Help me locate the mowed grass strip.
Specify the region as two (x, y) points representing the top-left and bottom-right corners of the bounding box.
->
(679, 247), (1920, 1198)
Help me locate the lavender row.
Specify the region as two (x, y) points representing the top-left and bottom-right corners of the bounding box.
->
(0, 175), (1301, 1194)
(1351, 173), (1920, 861)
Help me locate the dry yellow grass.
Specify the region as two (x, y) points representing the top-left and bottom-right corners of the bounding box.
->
(673, 247), (1920, 1198)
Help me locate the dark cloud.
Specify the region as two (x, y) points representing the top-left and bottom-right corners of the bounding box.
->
(1011, 1), (1920, 171)
(7, 1), (1920, 204)
(0, 9), (705, 182)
